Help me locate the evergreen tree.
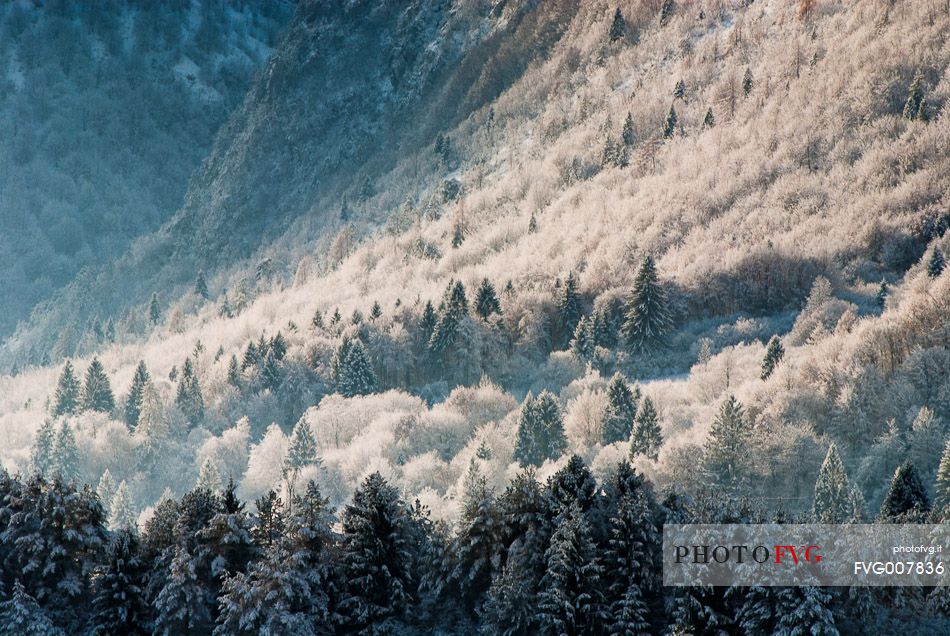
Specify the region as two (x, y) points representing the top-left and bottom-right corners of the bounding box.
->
(261, 351), (281, 393)
(514, 391), (567, 467)
(548, 455), (598, 517)
(339, 473), (414, 630)
(673, 78), (686, 100)
(659, 0), (675, 25)
(81, 357), (115, 413)
(879, 462), (930, 521)
(622, 112), (635, 146)
(227, 355), (241, 387)
(609, 7), (626, 42)
(89, 530), (148, 636)
(603, 373), (640, 445)
(903, 68), (926, 120)
(30, 419), (56, 476)
(621, 255), (673, 353)
(253, 491), (285, 550)
(703, 107), (715, 128)
(369, 301), (382, 321)
(218, 293), (233, 319)
(284, 420), (320, 475)
(556, 272), (584, 349)
(152, 545), (214, 636)
(196, 458), (222, 494)
(742, 67), (754, 96)
(149, 293), (161, 326)
(569, 315), (597, 361)
(703, 396), (751, 489)
(475, 278), (501, 320)
(813, 443), (857, 523)
(52, 361), (81, 417)
(241, 341), (258, 370)
(200, 478), (256, 587)
(429, 280), (469, 356)
(529, 212), (539, 233)
(663, 105), (677, 138)
(108, 480), (136, 531)
(629, 397), (662, 461)
(450, 461), (503, 609)
(96, 469), (117, 520)
(760, 335), (785, 380)
(934, 440), (950, 517)
(419, 300), (437, 346)
(331, 337), (378, 397)
(51, 422), (81, 484)
(270, 332), (288, 361)
(875, 278), (888, 308)
(176, 357), (204, 426)
(124, 361), (150, 431)
(927, 247), (945, 278)
(773, 587), (838, 636)
(537, 501), (606, 635)
(0, 580), (64, 636)
(195, 270), (209, 301)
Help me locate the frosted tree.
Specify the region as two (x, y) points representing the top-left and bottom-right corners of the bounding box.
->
(429, 279), (469, 357)
(108, 481), (136, 531)
(196, 458), (222, 494)
(876, 279), (888, 307)
(608, 7), (626, 42)
(622, 112), (635, 145)
(136, 383), (170, 465)
(659, 0), (675, 25)
(261, 351), (281, 393)
(450, 460), (503, 608)
(475, 278), (501, 320)
(537, 501), (606, 635)
(195, 270), (209, 300)
(152, 545), (214, 636)
(934, 440), (950, 518)
(51, 422), (81, 484)
(30, 419), (56, 476)
(630, 397), (662, 461)
(52, 360), (81, 417)
(0, 580), (64, 636)
(270, 332), (288, 361)
(331, 337), (378, 397)
(903, 68), (926, 120)
(813, 443), (858, 523)
(369, 300), (382, 321)
(81, 357), (115, 413)
(227, 355), (241, 387)
(90, 530), (147, 636)
(760, 335), (785, 380)
(622, 255), (672, 353)
(927, 247), (945, 278)
(703, 396), (751, 489)
(603, 373), (640, 444)
(673, 78), (686, 100)
(556, 271), (583, 349)
(514, 391), (567, 467)
(703, 107), (715, 128)
(880, 462), (930, 521)
(663, 105), (677, 138)
(742, 67), (754, 96)
(569, 315), (597, 361)
(253, 490), (285, 550)
(176, 357), (205, 426)
(124, 360), (150, 430)
(96, 469), (117, 519)
(774, 587), (838, 636)
(149, 293), (161, 325)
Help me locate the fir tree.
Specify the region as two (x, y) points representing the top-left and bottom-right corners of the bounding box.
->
(450, 461), (503, 609)
(663, 105), (677, 138)
(81, 357), (115, 413)
(218, 293), (233, 319)
(331, 337), (378, 397)
(369, 300), (382, 321)
(195, 270), (209, 301)
(630, 397), (662, 461)
(927, 247), (945, 278)
(529, 212), (539, 233)
(537, 501), (607, 635)
(241, 341), (258, 370)
(813, 443), (857, 523)
(108, 480), (136, 531)
(429, 280), (469, 356)
(673, 78), (686, 100)
(149, 293), (161, 326)
(934, 440), (950, 517)
(96, 469), (117, 520)
(152, 545), (214, 636)
(556, 271), (584, 349)
(703, 107), (715, 128)
(514, 391), (567, 467)
(875, 278), (888, 308)
(0, 580), (64, 636)
(742, 67), (754, 96)
(569, 315), (597, 361)
(609, 7), (626, 42)
(622, 112), (635, 146)
(903, 69), (926, 120)
(227, 355), (241, 387)
(270, 332), (288, 361)
(176, 357), (204, 426)
(261, 351), (281, 393)
(253, 491), (285, 550)
(621, 255), (673, 353)
(659, 0), (675, 25)
(200, 478), (256, 587)
(760, 335), (785, 380)
(451, 221), (465, 248)
(603, 373), (640, 445)
(419, 300), (437, 346)
(90, 530), (148, 636)
(475, 278), (502, 320)
(196, 458), (222, 494)
(703, 395), (750, 489)
(879, 462), (930, 521)
(52, 361), (81, 417)
(30, 419), (56, 476)
(284, 420), (320, 480)
(124, 361), (150, 431)
(773, 587), (838, 636)
(51, 422), (81, 484)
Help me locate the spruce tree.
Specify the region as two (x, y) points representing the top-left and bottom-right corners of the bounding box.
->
(556, 271), (583, 349)
(603, 373), (640, 445)
(369, 300), (382, 321)
(419, 300), (437, 346)
(52, 361), (81, 417)
(514, 391), (567, 467)
(270, 332), (288, 361)
(81, 357), (115, 413)
(622, 112), (635, 146)
(331, 338), (377, 397)
(813, 443), (857, 523)
(200, 478), (256, 589)
(429, 280), (469, 356)
(195, 271), (209, 301)
(659, 0), (674, 25)
(90, 530), (148, 636)
(903, 69), (926, 120)
(609, 7), (626, 42)
(760, 335), (785, 380)
(875, 278), (888, 308)
(152, 545), (214, 636)
(663, 105), (677, 138)
(108, 480), (136, 531)
(475, 278), (502, 320)
(0, 580), (64, 636)
(934, 440), (950, 517)
(124, 361), (150, 431)
(227, 355), (241, 387)
(451, 461), (503, 609)
(196, 459), (222, 494)
(703, 107), (715, 128)
(241, 341), (258, 370)
(742, 67), (754, 96)
(927, 247), (945, 278)
(96, 469), (117, 520)
(569, 315), (597, 361)
(773, 587), (838, 636)
(630, 397), (662, 461)
(51, 422), (81, 484)
(149, 293), (161, 326)
(703, 395), (750, 489)
(30, 419), (56, 476)
(621, 255), (673, 353)
(284, 419), (320, 478)
(261, 351), (281, 393)
(673, 78), (686, 100)
(879, 462), (930, 521)
(253, 491), (285, 550)
(176, 357), (204, 426)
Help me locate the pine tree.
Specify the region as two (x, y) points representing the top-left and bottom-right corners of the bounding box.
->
(673, 78), (686, 100)
(761, 335), (785, 380)
(450, 461), (503, 609)
(261, 351), (281, 393)
(253, 491), (285, 550)
(124, 361), (150, 431)
(227, 355), (241, 387)
(603, 373), (640, 445)
(703, 107), (715, 128)
(451, 221), (465, 248)
(81, 357), (115, 413)
(556, 271), (584, 349)
(195, 270), (209, 301)
(813, 443), (857, 523)
(218, 293), (233, 319)
(875, 278), (888, 308)
(331, 337), (378, 397)
(176, 357), (204, 426)
(283, 420), (320, 481)
(903, 68), (926, 120)
(927, 247), (945, 278)
(663, 105), (678, 138)
(419, 300), (437, 346)
(149, 293), (161, 326)
(774, 587), (838, 636)
(621, 255), (673, 353)
(934, 440), (950, 517)
(429, 280), (469, 356)
(475, 278), (502, 320)
(608, 7), (626, 42)
(96, 469), (117, 519)
(51, 422), (81, 484)
(537, 501), (607, 635)
(703, 396), (750, 489)
(90, 530), (148, 636)
(630, 397), (662, 461)
(369, 300), (382, 321)
(108, 480), (136, 531)
(879, 462), (930, 521)
(622, 112), (635, 146)
(0, 580), (64, 636)
(152, 545), (214, 636)
(270, 332), (288, 361)
(569, 315), (597, 361)
(200, 478), (256, 588)
(30, 419), (56, 476)
(742, 67), (754, 96)
(196, 458), (222, 494)
(241, 341), (258, 371)
(514, 391), (567, 467)
(52, 361), (81, 417)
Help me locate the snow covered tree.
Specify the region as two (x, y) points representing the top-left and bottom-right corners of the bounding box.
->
(663, 105), (677, 138)
(569, 315), (597, 361)
(149, 293), (161, 326)
(52, 361), (81, 417)
(537, 501), (606, 635)
(629, 397), (662, 461)
(338, 472), (414, 630)
(450, 461), (503, 610)
(903, 68), (926, 120)
(284, 420), (320, 477)
(475, 278), (501, 320)
(200, 478), (256, 583)
(253, 491), (285, 550)
(89, 530), (147, 636)
(429, 280), (469, 356)
(603, 373), (640, 445)
(176, 357), (204, 426)
(927, 247), (945, 278)
(124, 360), (150, 431)
(761, 335), (785, 380)
(369, 300), (382, 322)
(879, 462), (930, 521)
(194, 270), (209, 301)
(30, 419), (56, 476)
(608, 7), (626, 42)
(514, 391), (567, 467)
(622, 112), (635, 145)
(196, 458), (222, 494)
(108, 481), (136, 531)
(773, 586), (838, 636)
(659, 0), (674, 25)
(548, 455), (598, 517)
(703, 107), (715, 128)
(813, 443), (858, 523)
(270, 332), (288, 361)
(876, 278), (888, 307)
(227, 355), (241, 387)
(261, 351), (281, 393)
(96, 469), (117, 519)
(152, 545), (214, 636)
(330, 337), (378, 397)
(622, 255), (672, 354)
(0, 580), (64, 636)
(673, 78), (686, 100)
(81, 357), (115, 413)
(934, 440), (950, 518)
(51, 422), (81, 484)
(556, 272), (584, 349)
(703, 395), (751, 489)
(742, 67), (754, 96)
